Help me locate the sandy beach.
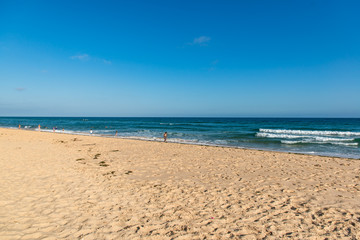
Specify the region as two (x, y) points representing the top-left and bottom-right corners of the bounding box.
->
(0, 127), (359, 239)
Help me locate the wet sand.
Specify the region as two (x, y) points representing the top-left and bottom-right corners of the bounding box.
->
(0, 128), (360, 239)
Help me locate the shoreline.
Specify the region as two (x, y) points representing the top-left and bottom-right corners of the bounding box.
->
(2, 126), (359, 160)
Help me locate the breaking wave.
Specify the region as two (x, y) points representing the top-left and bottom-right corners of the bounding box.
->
(256, 132), (354, 142)
(281, 140), (358, 146)
(258, 128), (359, 148)
(259, 128), (360, 136)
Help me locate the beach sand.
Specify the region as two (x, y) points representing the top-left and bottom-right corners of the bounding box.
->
(0, 128), (359, 239)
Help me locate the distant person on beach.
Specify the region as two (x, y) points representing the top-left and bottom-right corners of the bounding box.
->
(115, 131), (118, 136)
(163, 132), (167, 142)
(18, 124), (21, 129)
(38, 124), (41, 131)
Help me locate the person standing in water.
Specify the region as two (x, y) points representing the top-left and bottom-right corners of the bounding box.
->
(163, 132), (167, 142)
(38, 124), (41, 131)
(90, 129), (93, 134)
(115, 130), (118, 136)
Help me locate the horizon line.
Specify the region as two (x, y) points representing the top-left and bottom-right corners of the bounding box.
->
(1, 116), (360, 119)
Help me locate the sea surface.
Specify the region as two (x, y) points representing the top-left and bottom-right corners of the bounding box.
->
(1, 117), (359, 159)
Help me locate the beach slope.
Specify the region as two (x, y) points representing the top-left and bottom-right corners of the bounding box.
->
(0, 128), (359, 239)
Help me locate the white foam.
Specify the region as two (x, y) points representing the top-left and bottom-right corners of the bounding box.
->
(214, 140), (228, 145)
(313, 136), (354, 142)
(331, 142), (358, 146)
(260, 128), (360, 136)
(256, 132), (354, 141)
(168, 138), (199, 144)
(281, 140), (358, 146)
(256, 132), (305, 139)
(99, 129), (116, 132)
(281, 140), (303, 144)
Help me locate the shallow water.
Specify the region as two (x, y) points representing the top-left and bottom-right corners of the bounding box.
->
(1, 117), (359, 159)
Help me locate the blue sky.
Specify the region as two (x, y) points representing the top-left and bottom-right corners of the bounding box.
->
(1, 0), (359, 117)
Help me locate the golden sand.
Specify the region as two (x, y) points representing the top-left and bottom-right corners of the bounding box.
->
(0, 128), (359, 239)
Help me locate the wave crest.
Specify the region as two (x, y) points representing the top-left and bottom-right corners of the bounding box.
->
(260, 128), (360, 136)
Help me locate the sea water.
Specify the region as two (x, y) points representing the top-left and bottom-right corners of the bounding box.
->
(1, 117), (359, 159)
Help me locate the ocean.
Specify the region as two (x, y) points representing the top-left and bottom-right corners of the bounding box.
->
(1, 117), (359, 159)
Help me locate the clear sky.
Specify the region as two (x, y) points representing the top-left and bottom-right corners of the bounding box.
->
(1, 0), (359, 117)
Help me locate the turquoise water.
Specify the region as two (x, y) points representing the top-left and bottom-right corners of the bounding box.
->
(0, 117), (359, 159)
